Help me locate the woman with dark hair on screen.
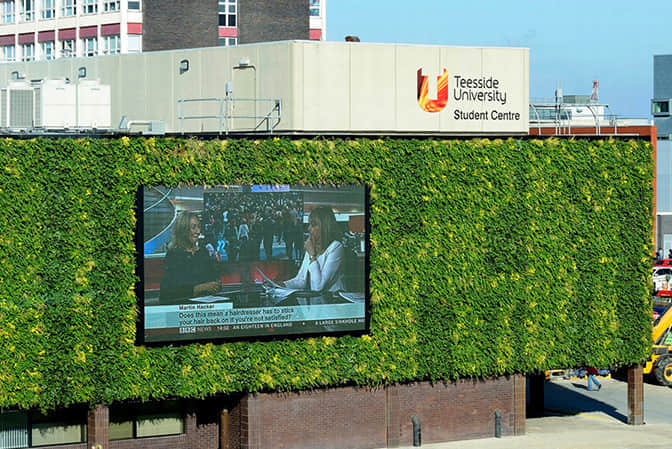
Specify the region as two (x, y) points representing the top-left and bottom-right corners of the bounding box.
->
(284, 206), (345, 292)
(160, 211), (220, 302)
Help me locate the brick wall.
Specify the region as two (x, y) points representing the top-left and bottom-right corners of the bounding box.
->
(238, 0), (309, 44)
(243, 387), (387, 449)
(143, 0), (218, 51)
(394, 378), (518, 445)
(238, 376), (525, 449)
(109, 434), (188, 449)
(35, 376), (525, 449)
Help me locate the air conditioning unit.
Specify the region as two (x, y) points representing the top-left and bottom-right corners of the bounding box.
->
(0, 81), (35, 129)
(36, 79), (76, 129)
(0, 79), (112, 131)
(77, 80), (111, 128)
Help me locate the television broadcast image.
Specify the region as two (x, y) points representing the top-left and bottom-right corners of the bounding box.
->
(140, 184), (367, 343)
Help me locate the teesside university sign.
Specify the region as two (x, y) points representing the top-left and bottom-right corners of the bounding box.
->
(417, 68), (522, 121)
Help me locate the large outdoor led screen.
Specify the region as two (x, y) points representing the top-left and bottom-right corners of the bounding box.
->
(139, 185), (368, 343)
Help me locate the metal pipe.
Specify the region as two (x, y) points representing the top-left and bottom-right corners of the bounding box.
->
(494, 409), (502, 438)
(412, 416), (421, 447)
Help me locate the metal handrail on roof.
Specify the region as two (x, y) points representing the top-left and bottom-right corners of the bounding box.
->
(177, 97), (282, 135)
(529, 101), (651, 135)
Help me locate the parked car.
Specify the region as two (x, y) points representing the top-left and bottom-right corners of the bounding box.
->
(653, 267), (672, 291)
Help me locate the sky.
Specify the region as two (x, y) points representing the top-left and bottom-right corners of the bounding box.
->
(326, 0), (671, 119)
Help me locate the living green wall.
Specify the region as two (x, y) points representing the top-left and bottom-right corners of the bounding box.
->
(0, 136), (653, 410)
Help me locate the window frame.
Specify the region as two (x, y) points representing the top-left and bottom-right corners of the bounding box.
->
(20, 0), (33, 21)
(103, 0), (118, 12)
(83, 36), (96, 57)
(653, 100), (671, 117)
(40, 40), (54, 60)
(109, 402), (185, 441)
(81, 0), (96, 14)
(218, 0), (236, 27)
(218, 37), (237, 47)
(1, 43), (15, 62)
(102, 34), (119, 55)
(20, 42), (34, 61)
(60, 38), (75, 57)
(0, 409), (86, 448)
(1, 0), (15, 23)
(40, 0), (54, 19)
(61, 0), (75, 16)
(309, 0), (320, 17)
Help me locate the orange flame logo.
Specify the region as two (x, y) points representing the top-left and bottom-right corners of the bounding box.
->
(417, 68), (449, 112)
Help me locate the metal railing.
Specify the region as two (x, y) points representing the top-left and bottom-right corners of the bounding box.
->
(529, 102), (651, 136)
(177, 97), (281, 135)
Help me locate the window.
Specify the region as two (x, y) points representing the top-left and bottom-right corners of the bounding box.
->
(81, 0), (96, 14)
(127, 34), (141, 53)
(61, 0), (75, 16)
(1, 44), (15, 62)
(40, 40), (54, 59)
(60, 38), (75, 57)
(110, 405), (184, 441)
(110, 414), (182, 440)
(218, 37), (237, 47)
(20, 42), (34, 61)
(40, 0), (53, 18)
(20, 0), (32, 21)
(218, 0), (235, 27)
(102, 34), (119, 54)
(1, 0), (15, 23)
(127, 0), (139, 9)
(136, 413), (183, 437)
(653, 100), (670, 116)
(309, 0), (319, 16)
(103, 0), (118, 11)
(0, 409), (86, 448)
(0, 411), (28, 447)
(31, 416), (86, 447)
(83, 36), (96, 56)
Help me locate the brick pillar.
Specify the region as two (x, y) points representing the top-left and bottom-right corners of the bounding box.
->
(239, 395), (250, 449)
(184, 410), (198, 449)
(627, 365), (644, 425)
(527, 373), (544, 418)
(87, 404), (109, 449)
(513, 374), (526, 435)
(385, 385), (400, 448)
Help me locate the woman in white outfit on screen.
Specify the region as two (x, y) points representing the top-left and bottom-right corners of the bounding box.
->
(284, 206), (345, 292)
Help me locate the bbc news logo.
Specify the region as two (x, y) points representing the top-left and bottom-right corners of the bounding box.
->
(417, 68), (448, 113)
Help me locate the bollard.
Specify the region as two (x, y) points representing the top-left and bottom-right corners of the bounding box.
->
(494, 409), (502, 438)
(412, 416), (421, 447)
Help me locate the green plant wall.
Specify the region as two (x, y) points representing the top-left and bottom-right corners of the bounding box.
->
(0, 136), (653, 410)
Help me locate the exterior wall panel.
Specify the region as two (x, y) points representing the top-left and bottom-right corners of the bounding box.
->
(0, 41), (529, 135)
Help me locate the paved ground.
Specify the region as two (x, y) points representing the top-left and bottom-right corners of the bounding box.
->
(394, 377), (672, 449)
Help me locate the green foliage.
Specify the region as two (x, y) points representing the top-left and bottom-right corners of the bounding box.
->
(0, 136), (654, 409)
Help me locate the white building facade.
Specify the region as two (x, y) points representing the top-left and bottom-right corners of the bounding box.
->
(0, 0), (142, 61)
(0, 0), (326, 63)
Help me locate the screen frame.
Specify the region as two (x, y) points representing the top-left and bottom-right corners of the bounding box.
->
(135, 184), (371, 346)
